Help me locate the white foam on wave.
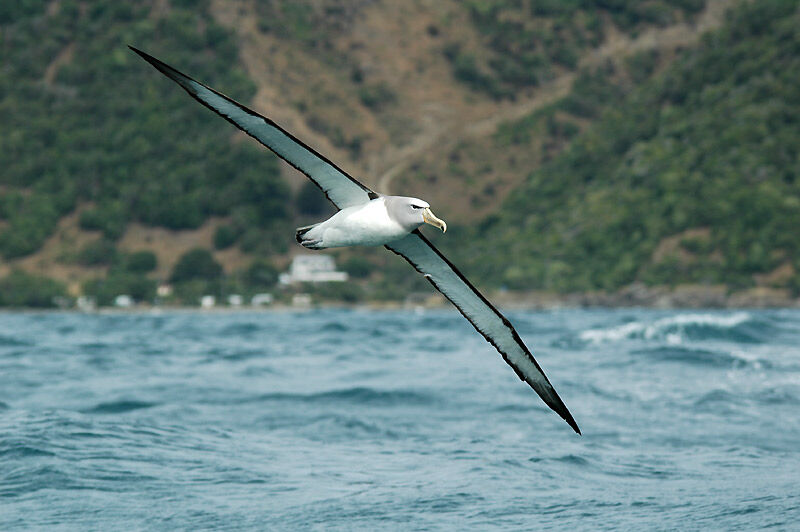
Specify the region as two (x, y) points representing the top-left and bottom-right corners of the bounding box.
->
(579, 312), (752, 344)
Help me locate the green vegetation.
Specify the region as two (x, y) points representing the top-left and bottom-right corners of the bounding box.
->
(166, 248), (224, 304)
(358, 83), (397, 111)
(296, 181), (331, 216)
(446, 0), (704, 98)
(255, 1), (355, 50)
(77, 239), (119, 266)
(1, 0), (798, 306)
(81, 248), (160, 305)
(0, 0), (290, 260)
(83, 273), (157, 306)
(123, 251), (158, 274)
(0, 271), (67, 308)
(457, 0), (800, 292)
(340, 256), (373, 279)
(243, 259), (279, 290)
(170, 248), (223, 284)
(213, 224), (240, 250)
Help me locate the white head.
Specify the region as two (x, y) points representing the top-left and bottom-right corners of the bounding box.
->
(384, 196), (447, 233)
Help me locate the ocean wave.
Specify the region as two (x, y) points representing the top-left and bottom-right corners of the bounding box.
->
(694, 389), (738, 408)
(301, 387), (435, 406)
(754, 388), (800, 405)
(578, 312), (759, 345)
(242, 387), (435, 407)
(2, 309), (799, 529)
(84, 400), (159, 414)
(205, 347), (266, 362)
(257, 411), (402, 441)
(302, 413), (400, 440)
(0, 465), (78, 498)
(319, 321), (349, 332)
(693, 386), (800, 410)
(0, 334), (32, 347)
(631, 346), (770, 369)
(0, 444), (56, 459)
(219, 322), (262, 336)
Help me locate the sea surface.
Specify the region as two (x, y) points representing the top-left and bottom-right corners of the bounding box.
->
(1, 308), (798, 530)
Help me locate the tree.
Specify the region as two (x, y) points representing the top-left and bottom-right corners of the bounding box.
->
(296, 181), (330, 216)
(0, 271), (67, 308)
(170, 248), (223, 283)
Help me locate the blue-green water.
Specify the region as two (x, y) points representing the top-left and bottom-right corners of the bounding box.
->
(1, 309), (798, 530)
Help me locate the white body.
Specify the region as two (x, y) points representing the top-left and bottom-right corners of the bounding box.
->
(303, 198), (408, 248)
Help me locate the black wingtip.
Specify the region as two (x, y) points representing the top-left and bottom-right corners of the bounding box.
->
(129, 46), (166, 71)
(540, 383), (581, 434)
(559, 403), (582, 435)
(566, 415), (582, 435)
(552, 399), (581, 435)
(129, 46), (163, 73)
(129, 46), (177, 77)
(128, 45), (146, 58)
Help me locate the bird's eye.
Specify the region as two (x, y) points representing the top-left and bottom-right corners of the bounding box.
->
(412, 205), (423, 210)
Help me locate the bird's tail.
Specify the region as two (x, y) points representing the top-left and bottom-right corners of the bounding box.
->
(295, 224), (323, 249)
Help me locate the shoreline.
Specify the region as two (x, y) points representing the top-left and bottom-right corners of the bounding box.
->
(491, 284), (800, 310)
(2, 284), (798, 313)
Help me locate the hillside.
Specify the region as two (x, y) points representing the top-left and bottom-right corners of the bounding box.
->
(449, 0), (800, 297)
(1, 0), (797, 306)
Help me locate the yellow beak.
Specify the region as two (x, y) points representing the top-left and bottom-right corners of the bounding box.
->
(422, 208), (447, 233)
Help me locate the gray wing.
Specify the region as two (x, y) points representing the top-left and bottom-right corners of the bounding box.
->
(130, 47), (373, 209)
(387, 231), (580, 434)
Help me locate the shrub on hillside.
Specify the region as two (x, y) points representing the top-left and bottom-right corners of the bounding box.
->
(0, 271), (67, 308)
(79, 203), (128, 240)
(83, 273), (157, 306)
(213, 224), (240, 250)
(244, 259), (279, 289)
(341, 256), (372, 279)
(123, 251), (157, 273)
(296, 181), (330, 216)
(78, 239), (119, 266)
(170, 248), (222, 283)
(358, 83), (396, 110)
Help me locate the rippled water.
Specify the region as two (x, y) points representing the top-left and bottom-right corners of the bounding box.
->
(1, 308), (798, 530)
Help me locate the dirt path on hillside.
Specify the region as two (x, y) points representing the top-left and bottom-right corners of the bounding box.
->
(209, 0), (733, 196)
(581, 0), (732, 68)
(376, 74), (574, 193)
(376, 0), (733, 194)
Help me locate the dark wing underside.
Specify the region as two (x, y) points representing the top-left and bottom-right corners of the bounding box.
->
(130, 46), (373, 209)
(387, 231), (580, 434)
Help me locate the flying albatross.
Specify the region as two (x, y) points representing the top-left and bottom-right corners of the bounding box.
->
(130, 47), (580, 434)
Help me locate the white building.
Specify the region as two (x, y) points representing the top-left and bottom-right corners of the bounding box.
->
(157, 284), (173, 297)
(200, 295), (216, 308)
(279, 255), (348, 285)
(114, 295), (133, 308)
(76, 295), (96, 312)
(251, 293), (274, 307)
(292, 293), (312, 307)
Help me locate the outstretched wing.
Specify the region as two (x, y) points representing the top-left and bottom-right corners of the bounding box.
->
(130, 46), (373, 209)
(387, 231), (580, 434)
(131, 47), (578, 433)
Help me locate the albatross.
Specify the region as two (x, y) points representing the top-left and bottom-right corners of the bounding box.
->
(130, 47), (580, 434)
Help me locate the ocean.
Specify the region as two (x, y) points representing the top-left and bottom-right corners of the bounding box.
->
(1, 308), (798, 530)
